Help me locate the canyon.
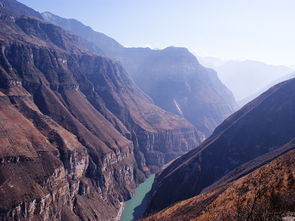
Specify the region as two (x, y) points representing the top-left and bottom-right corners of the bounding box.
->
(144, 77), (295, 219)
(0, 0), (294, 221)
(0, 1), (201, 220)
(0, 0), (237, 220)
(41, 12), (237, 137)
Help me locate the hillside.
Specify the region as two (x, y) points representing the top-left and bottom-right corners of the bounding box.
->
(0, 1), (201, 220)
(143, 147), (295, 221)
(42, 12), (237, 137)
(146, 77), (295, 214)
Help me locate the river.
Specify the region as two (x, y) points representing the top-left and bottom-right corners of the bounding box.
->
(120, 174), (155, 221)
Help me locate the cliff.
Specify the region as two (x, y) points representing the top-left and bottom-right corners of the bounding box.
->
(123, 46), (236, 136)
(42, 12), (237, 137)
(0, 2), (200, 220)
(146, 77), (295, 214)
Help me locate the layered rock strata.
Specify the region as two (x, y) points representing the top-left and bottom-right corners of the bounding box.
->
(0, 3), (200, 220)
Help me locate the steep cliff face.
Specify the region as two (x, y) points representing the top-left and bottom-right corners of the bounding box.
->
(0, 4), (200, 221)
(74, 55), (200, 174)
(144, 147), (295, 221)
(0, 94), (89, 221)
(0, 88), (137, 221)
(42, 12), (237, 137)
(0, 40), (136, 221)
(146, 77), (295, 214)
(125, 47), (236, 137)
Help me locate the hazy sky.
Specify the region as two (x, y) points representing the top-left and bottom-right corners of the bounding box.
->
(18, 0), (295, 66)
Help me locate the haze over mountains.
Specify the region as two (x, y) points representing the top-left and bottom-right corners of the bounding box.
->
(0, 1), (201, 220)
(0, 0), (294, 221)
(0, 0), (236, 220)
(199, 56), (294, 103)
(41, 12), (237, 137)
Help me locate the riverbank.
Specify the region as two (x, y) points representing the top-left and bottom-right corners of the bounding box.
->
(115, 202), (124, 221)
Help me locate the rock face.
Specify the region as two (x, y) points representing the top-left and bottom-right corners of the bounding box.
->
(146, 77), (295, 214)
(0, 2), (201, 220)
(143, 146), (295, 221)
(42, 12), (237, 137)
(122, 47), (237, 137)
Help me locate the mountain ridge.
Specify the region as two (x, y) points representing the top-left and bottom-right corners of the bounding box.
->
(199, 57), (294, 101)
(145, 76), (295, 214)
(0, 3), (201, 220)
(42, 11), (237, 137)
(143, 146), (295, 221)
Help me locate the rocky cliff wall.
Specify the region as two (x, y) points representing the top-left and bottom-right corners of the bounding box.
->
(0, 6), (201, 220)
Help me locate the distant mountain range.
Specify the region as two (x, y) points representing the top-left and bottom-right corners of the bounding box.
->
(197, 56), (226, 69)
(42, 12), (237, 137)
(1, 1), (294, 221)
(239, 71), (295, 106)
(0, 1), (202, 220)
(199, 56), (294, 103)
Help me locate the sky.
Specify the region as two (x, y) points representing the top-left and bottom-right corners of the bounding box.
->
(18, 0), (295, 66)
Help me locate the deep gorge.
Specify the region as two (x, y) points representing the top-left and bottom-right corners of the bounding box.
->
(1, 1), (293, 221)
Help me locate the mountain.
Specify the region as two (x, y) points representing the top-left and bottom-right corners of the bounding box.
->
(42, 12), (237, 137)
(220, 60), (294, 101)
(145, 77), (295, 215)
(197, 56), (226, 69)
(41, 11), (123, 57)
(123, 47), (237, 137)
(239, 71), (295, 106)
(203, 59), (293, 101)
(0, 2), (201, 220)
(143, 146), (295, 221)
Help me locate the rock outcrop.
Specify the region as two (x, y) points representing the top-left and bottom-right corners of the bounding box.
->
(0, 2), (200, 220)
(42, 12), (237, 137)
(146, 77), (295, 214)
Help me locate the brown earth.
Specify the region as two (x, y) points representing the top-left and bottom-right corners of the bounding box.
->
(143, 147), (295, 221)
(0, 3), (201, 220)
(146, 76), (295, 214)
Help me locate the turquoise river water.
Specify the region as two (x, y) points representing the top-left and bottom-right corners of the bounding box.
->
(120, 174), (155, 221)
